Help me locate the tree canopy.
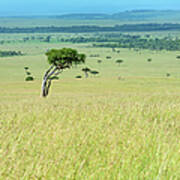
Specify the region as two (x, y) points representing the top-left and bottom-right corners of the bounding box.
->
(45, 48), (86, 68)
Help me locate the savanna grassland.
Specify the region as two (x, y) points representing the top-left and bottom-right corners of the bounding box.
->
(0, 18), (180, 179)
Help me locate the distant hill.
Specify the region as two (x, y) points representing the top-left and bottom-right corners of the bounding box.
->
(55, 13), (110, 20)
(54, 10), (180, 21)
(111, 10), (180, 21)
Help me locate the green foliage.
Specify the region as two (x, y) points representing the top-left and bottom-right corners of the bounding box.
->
(75, 75), (82, 79)
(45, 48), (86, 68)
(24, 67), (34, 82)
(26, 72), (31, 75)
(147, 58), (152, 62)
(25, 76), (34, 81)
(106, 56), (111, 59)
(116, 59), (123, 64)
(24, 67), (29, 70)
(0, 50), (23, 57)
(92, 34), (180, 51)
(82, 67), (91, 72)
(49, 76), (59, 80)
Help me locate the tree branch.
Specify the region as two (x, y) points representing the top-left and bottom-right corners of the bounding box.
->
(43, 65), (55, 80)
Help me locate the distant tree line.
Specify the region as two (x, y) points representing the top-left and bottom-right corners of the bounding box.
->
(1, 32), (180, 51)
(1, 23), (180, 33)
(60, 34), (180, 51)
(93, 37), (180, 51)
(0, 50), (23, 57)
(93, 38), (180, 51)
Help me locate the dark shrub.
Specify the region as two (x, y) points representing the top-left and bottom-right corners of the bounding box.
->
(25, 76), (34, 81)
(75, 75), (82, 79)
(106, 56), (111, 59)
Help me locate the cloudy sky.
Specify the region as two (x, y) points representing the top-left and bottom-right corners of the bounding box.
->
(0, 0), (180, 16)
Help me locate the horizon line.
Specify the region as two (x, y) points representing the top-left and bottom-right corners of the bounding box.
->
(1, 9), (180, 18)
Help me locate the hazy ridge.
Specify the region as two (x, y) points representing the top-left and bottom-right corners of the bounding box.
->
(6, 10), (180, 21)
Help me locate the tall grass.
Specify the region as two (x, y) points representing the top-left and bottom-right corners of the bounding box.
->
(0, 79), (179, 179)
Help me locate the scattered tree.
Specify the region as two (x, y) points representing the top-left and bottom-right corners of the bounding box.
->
(42, 48), (86, 97)
(82, 67), (91, 78)
(147, 58), (152, 62)
(166, 73), (171, 77)
(116, 59), (123, 66)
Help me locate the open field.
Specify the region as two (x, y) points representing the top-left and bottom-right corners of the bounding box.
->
(0, 32), (180, 179)
(2, 18), (169, 28)
(0, 77), (180, 179)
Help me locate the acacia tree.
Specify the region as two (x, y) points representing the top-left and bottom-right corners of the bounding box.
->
(116, 59), (123, 66)
(42, 48), (86, 97)
(82, 67), (91, 78)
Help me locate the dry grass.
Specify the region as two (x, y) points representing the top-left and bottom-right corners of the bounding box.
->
(0, 78), (179, 179)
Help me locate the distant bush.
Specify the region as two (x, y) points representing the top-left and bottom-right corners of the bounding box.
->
(90, 70), (99, 76)
(0, 50), (23, 57)
(106, 56), (111, 59)
(166, 73), (171, 77)
(25, 76), (34, 81)
(89, 54), (100, 57)
(147, 58), (152, 62)
(24, 67), (34, 81)
(26, 72), (31, 75)
(24, 67), (29, 70)
(176, 56), (180, 59)
(75, 75), (82, 79)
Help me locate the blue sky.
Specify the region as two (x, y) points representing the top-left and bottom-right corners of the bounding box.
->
(0, 0), (180, 16)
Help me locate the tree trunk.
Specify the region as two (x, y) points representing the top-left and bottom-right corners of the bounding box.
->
(85, 72), (88, 78)
(41, 65), (61, 98)
(41, 78), (48, 97)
